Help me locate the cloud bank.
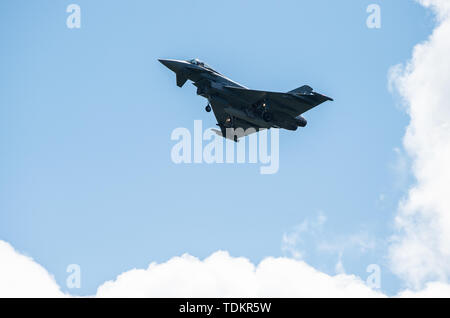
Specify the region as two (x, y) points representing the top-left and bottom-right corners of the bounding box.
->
(0, 240), (383, 298)
(0, 241), (66, 297)
(388, 0), (450, 288)
(96, 251), (384, 298)
(2, 239), (450, 297)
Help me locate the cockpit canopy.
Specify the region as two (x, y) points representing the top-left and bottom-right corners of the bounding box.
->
(187, 58), (220, 74)
(189, 58), (217, 70)
(188, 58), (207, 67)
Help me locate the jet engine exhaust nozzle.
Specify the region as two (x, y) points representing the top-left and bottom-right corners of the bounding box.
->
(296, 116), (308, 127)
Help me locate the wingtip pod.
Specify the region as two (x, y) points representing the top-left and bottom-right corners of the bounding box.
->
(324, 95), (334, 102)
(313, 92), (334, 102)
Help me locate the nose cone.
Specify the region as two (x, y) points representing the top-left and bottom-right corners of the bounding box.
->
(158, 59), (186, 73)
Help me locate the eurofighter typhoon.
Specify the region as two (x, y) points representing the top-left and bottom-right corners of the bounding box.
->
(159, 58), (333, 142)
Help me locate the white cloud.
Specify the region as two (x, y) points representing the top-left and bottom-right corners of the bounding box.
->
(282, 213), (376, 263)
(96, 251), (384, 298)
(388, 0), (450, 288)
(419, 0), (450, 21)
(0, 239), (383, 297)
(397, 281), (450, 298)
(281, 212), (327, 259)
(335, 252), (346, 275)
(3, 239), (450, 298)
(317, 232), (376, 255)
(0, 241), (66, 298)
(388, 147), (411, 191)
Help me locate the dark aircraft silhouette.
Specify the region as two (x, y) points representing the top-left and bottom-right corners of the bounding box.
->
(159, 58), (333, 141)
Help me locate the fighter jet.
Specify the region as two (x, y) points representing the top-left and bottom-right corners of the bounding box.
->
(159, 58), (333, 142)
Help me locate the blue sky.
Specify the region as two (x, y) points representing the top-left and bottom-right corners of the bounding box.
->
(0, 0), (436, 296)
